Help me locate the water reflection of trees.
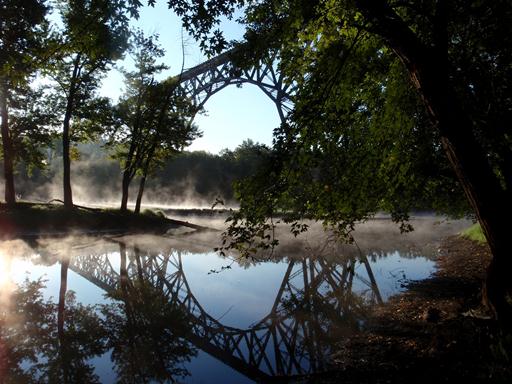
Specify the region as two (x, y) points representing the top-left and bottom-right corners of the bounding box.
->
(0, 279), (105, 383)
(0, 250), (195, 383)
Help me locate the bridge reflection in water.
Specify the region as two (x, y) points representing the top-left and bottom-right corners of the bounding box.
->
(68, 240), (383, 382)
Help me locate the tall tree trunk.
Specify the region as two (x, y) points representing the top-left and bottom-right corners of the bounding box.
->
(62, 55), (81, 209)
(134, 174), (146, 214)
(403, 44), (512, 325)
(120, 169), (131, 211)
(434, 104), (512, 321)
(356, 0), (512, 322)
(120, 142), (138, 212)
(0, 83), (16, 206)
(62, 109), (73, 209)
(134, 145), (156, 214)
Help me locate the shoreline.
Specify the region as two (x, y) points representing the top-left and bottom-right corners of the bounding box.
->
(311, 235), (510, 383)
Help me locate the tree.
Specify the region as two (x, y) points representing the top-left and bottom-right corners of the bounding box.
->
(110, 31), (200, 213)
(0, 0), (48, 205)
(2, 83), (56, 201)
(45, 0), (131, 208)
(158, 0), (512, 321)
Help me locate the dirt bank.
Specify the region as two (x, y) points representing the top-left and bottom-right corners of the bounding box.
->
(309, 236), (511, 383)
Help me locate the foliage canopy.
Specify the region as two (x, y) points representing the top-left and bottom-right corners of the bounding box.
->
(161, 0), (512, 320)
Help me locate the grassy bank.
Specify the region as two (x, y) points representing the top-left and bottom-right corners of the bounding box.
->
(0, 202), (182, 237)
(460, 223), (486, 244)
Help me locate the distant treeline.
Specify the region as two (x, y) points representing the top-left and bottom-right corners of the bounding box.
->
(10, 139), (269, 208)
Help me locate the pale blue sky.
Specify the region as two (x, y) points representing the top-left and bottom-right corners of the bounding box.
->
(100, 2), (280, 153)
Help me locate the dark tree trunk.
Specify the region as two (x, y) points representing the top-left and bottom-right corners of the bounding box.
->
(434, 98), (512, 322)
(120, 141), (138, 212)
(120, 169), (131, 211)
(406, 48), (512, 325)
(62, 55), (81, 209)
(134, 145), (155, 214)
(0, 83), (16, 206)
(134, 175), (146, 214)
(356, 0), (512, 322)
(62, 111), (73, 209)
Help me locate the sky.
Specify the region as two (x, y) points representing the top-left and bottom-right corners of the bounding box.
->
(99, 2), (281, 154)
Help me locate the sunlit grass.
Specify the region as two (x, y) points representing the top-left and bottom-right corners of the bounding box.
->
(460, 223), (486, 244)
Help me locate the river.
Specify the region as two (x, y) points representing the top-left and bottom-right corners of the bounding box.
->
(0, 216), (469, 383)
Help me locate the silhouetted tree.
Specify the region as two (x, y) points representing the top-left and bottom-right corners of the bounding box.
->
(158, 0), (512, 322)
(44, 0), (131, 208)
(109, 31), (200, 213)
(0, 0), (48, 205)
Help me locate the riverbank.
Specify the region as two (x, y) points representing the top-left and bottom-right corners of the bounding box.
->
(315, 235), (511, 383)
(0, 202), (212, 238)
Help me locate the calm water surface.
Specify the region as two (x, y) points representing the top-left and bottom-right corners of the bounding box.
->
(0, 217), (468, 383)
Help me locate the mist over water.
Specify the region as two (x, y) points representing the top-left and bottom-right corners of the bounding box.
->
(162, 214), (471, 260)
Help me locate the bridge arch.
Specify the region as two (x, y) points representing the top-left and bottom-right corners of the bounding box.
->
(176, 48), (294, 123)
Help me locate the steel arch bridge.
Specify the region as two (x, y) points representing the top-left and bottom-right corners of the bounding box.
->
(68, 241), (382, 382)
(174, 47), (294, 123)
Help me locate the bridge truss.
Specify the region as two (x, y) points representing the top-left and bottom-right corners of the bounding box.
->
(176, 48), (293, 123)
